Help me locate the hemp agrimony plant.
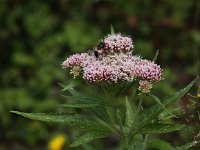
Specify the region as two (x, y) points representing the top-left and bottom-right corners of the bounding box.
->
(12, 28), (199, 150)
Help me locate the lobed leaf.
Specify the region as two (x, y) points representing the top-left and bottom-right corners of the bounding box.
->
(70, 130), (111, 147)
(138, 123), (185, 134)
(11, 111), (108, 130)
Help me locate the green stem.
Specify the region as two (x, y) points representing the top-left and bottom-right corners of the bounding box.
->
(128, 94), (143, 144)
(100, 84), (119, 132)
(116, 106), (129, 149)
(112, 84), (129, 150)
(142, 134), (149, 150)
(102, 107), (118, 132)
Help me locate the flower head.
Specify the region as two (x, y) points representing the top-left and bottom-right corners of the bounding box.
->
(62, 33), (163, 86)
(62, 53), (89, 68)
(138, 80), (153, 93)
(100, 34), (133, 53)
(134, 59), (163, 83)
(82, 53), (140, 83)
(48, 134), (66, 150)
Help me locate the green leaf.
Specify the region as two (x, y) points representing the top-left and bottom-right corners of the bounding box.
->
(138, 123), (185, 134)
(60, 103), (102, 108)
(11, 111), (108, 130)
(70, 130), (111, 147)
(114, 81), (136, 96)
(149, 139), (175, 150)
(110, 24), (115, 34)
(62, 95), (102, 103)
(62, 85), (114, 125)
(128, 95), (143, 137)
(63, 89), (115, 124)
(68, 88), (83, 97)
(58, 81), (78, 92)
(125, 97), (134, 128)
(61, 95), (114, 107)
(152, 49), (159, 62)
(130, 140), (144, 150)
(137, 78), (198, 128)
(62, 94), (95, 100)
(149, 94), (176, 118)
(89, 107), (112, 125)
(128, 134), (144, 150)
(159, 107), (181, 120)
(176, 140), (199, 150)
(82, 144), (98, 150)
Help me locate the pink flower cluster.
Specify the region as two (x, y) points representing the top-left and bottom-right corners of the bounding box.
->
(62, 53), (89, 68)
(102, 34), (133, 53)
(134, 59), (162, 83)
(82, 53), (139, 83)
(62, 53), (162, 83)
(62, 33), (163, 92)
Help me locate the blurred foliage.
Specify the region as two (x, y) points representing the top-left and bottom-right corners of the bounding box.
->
(0, 0), (199, 149)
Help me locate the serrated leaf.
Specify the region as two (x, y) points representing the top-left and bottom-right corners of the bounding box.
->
(149, 94), (176, 118)
(61, 95), (116, 108)
(62, 87), (114, 124)
(110, 24), (115, 34)
(11, 111), (108, 130)
(63, 89), (114, 124)
(176, 140), (199, 150)
(149, 139), (175, 150)
(89, 106), (112, 125)
(60, 103), (102, 108)
(137, 78), (198, 128)
(159, 107), (181, 120)
(138, 123), (185, 134)
(125, 97), (134, 128)
(70, 130), (111, 147)
(62, 95), (103, 103)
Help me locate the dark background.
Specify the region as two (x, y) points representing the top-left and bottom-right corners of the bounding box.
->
(0, 0), (199, 149)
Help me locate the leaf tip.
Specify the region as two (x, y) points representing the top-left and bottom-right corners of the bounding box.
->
(152, 49), (159, 62)
(10, 110), (19, 114)
(10, 111), (25, 116)
(110, 24), (115, 34)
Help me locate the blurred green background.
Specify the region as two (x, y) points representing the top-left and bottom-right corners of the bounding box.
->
(0, 0), (199, 149)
